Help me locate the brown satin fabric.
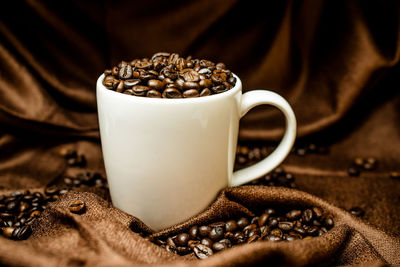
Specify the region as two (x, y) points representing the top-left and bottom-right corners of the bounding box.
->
(0, 0), (399, 266)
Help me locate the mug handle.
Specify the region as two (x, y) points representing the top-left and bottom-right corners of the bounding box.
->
(230, 90), (297, 187)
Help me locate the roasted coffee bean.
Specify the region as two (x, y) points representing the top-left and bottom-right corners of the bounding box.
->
(211, 85), (226, 93)
(211, 70), (227, 83)
(201, 238), (213, 247)
(69, 200), (86, 214)
(135, 61), (152, 69)
(247, 234), (259, 243)
(302, 209), (314, 223)
(307, 226), (319, 236)
(286, 210), (301, 220)
(166, 244), (177, 254)
(248, 228), (261, 238)
(193, 244), (213, 259)
(216, 62), (226, 70)
(209, 226), (224, 240)
(390, 171), (400, 180)
(177, 246), (191, 255)
(175, 233), (189, 246)
(58, 188), (69, 195)
(45, 185), (58, 196)
(268, 217), (279, 228)
(228, 76), (237, 85)
(199, 78), (213, 89)
(237, 217), (249, 229)
(124, 79), (141, 88)
(183, 89), (199, 98)
(200, 88), (211, 97)
(132, 71), (140, 78)
(30, 210), (41, 218)
(198, 68), (212, 77)
(225, 220), (238, 232)
(347, 167), (360, 177)
(141, 71), (158, 80)
(353, 157), (364, 167)
(188, 240), (200, 248)
(258, 213), (269, 227)
(212, 241), (227, 252)
(12, 225), (31, 240)
(6, 201), (18, 212)
(147, 79), (164, 90)
(103, 75), (116, 89)
(233, 231), (246, 243)
(3, 227), (15, 238)
(265, 235), (281, 242)
(183, 81), (200, 90)
(151, 52), (170, 62)
(265, 208), (276, 215)
(312, 207), (323, 219)
(180, 68), (200, 82)
(209, 221), (225, 228)
(19, 202), (30, 213)
(168, 53), (180, 65)
(270, 228), (283, 238)
(189, 225), (198, 239)
(296, 148), (306, 156)
(250, 216), (259, 225)
(119, 64), (132, 79)
(63, 177), (73, 186)
(349, 207), (365, 217)
(293, 226), (306, 235)
(131, 85), (150, 96)
(324, 216), (334, 229)
(111, 66), (119, 76)
(312, 220), (321, 227)
(67, 154), (86, 167)
(199, 225), (212, 237)
(162, 88), (182, 98)
(243, 223), (257, 236)
(278, 222), (293, 232)
(363, 158), (377, 171)
(167, 237), (176, 247)
(117, 61), (128, 68)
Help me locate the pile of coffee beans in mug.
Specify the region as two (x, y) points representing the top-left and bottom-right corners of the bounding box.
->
(147, 206), (334, 259)
(102, 52), (237, 98)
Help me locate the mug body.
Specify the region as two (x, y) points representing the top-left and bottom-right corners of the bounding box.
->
(96, 74), (242, 231)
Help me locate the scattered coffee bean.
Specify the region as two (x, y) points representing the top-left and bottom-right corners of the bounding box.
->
(347, 167), (360, 177)
(193, 244), (213, 259)
(12, 225), (32, 240)
(390, 171), (400, 180)
(349, 207), (365, 217)
(67, 154), (86, 167)
(69, 200), (86, 214)
(175, 233), (190, 246)
(291, 143), (329, 156)
(348, 157), (378, 176)
(150, 205), (334, 259)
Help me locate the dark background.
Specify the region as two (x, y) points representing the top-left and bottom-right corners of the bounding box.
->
(0, 0), (399, 266)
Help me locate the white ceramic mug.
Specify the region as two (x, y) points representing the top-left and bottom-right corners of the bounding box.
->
(96, 73), (296, 231)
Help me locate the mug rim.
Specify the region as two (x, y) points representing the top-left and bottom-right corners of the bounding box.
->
(97, 72), (242, 103)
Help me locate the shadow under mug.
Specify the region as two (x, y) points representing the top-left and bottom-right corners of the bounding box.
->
(96, 73), (296, 231)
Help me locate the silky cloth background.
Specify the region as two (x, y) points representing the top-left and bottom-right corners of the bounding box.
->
(0, 0), (400, 266)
